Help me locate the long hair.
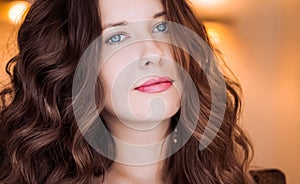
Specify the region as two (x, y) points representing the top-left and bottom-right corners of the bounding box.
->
(0, 0), (254, 183)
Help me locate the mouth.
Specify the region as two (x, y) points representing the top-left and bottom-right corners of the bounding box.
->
(134, 77), (174, 93)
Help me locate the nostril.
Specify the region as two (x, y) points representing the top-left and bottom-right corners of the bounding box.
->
(145, 61), (151, 66)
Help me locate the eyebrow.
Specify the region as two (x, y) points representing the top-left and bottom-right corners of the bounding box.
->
(102, 11), (166, 30)
(153, 11), (166, 18)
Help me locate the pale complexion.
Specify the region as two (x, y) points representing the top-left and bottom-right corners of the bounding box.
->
(99, 0), (181, 183)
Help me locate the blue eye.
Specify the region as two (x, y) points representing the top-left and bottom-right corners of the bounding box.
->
(153, 22), (168, 33)
(106, 33), (127, 44)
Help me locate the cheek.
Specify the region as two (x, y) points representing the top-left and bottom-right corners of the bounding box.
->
(100, 51), (130, 93)
(100, 60), (121, 113)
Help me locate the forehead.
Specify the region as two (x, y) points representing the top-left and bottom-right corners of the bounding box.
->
(99, 0), (164, 26)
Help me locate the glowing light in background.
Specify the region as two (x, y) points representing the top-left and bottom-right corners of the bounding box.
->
(188, 0), (239, 18)
(207, 27), (220, 44)
(8, 1), (30, 24)
(191, 0), (226, 7)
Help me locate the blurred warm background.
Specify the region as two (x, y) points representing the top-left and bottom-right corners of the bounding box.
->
(1, 0), (300, 183)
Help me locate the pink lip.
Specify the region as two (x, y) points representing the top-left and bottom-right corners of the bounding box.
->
(134, 77), (173, 93)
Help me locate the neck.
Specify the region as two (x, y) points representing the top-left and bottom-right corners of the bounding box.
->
(106, 160), (167, 183)
(101, 112), (172, 182)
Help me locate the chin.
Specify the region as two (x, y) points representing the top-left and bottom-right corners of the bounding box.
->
(127, 89), (181, 121)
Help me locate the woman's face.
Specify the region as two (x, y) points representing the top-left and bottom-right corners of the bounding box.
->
(99, 0), (182, 130)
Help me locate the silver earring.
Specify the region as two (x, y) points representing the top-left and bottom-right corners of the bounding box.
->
(173, 128), (178, 144)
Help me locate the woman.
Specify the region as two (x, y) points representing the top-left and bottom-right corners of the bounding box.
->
(0, 0), (255, 183)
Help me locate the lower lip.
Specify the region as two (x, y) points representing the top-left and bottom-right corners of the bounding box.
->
(135, 81), (172, 93)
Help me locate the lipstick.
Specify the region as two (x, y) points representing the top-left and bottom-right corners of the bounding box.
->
(134, 77), (173, 93)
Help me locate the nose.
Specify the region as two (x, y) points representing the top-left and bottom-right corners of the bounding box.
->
(138, 40), (164, 69)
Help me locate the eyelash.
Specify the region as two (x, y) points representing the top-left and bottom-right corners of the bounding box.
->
(152, 21), (168, 33)
(105, 32), (129, 45)
(105, 21), (168, 45)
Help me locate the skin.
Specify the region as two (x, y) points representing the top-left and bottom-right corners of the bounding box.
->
(98, 0), (182, 183)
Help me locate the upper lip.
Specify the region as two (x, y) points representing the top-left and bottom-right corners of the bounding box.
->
(134, 76), (173, 89)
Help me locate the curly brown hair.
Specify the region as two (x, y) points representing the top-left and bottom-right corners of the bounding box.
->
(0, 0), (255, 183)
